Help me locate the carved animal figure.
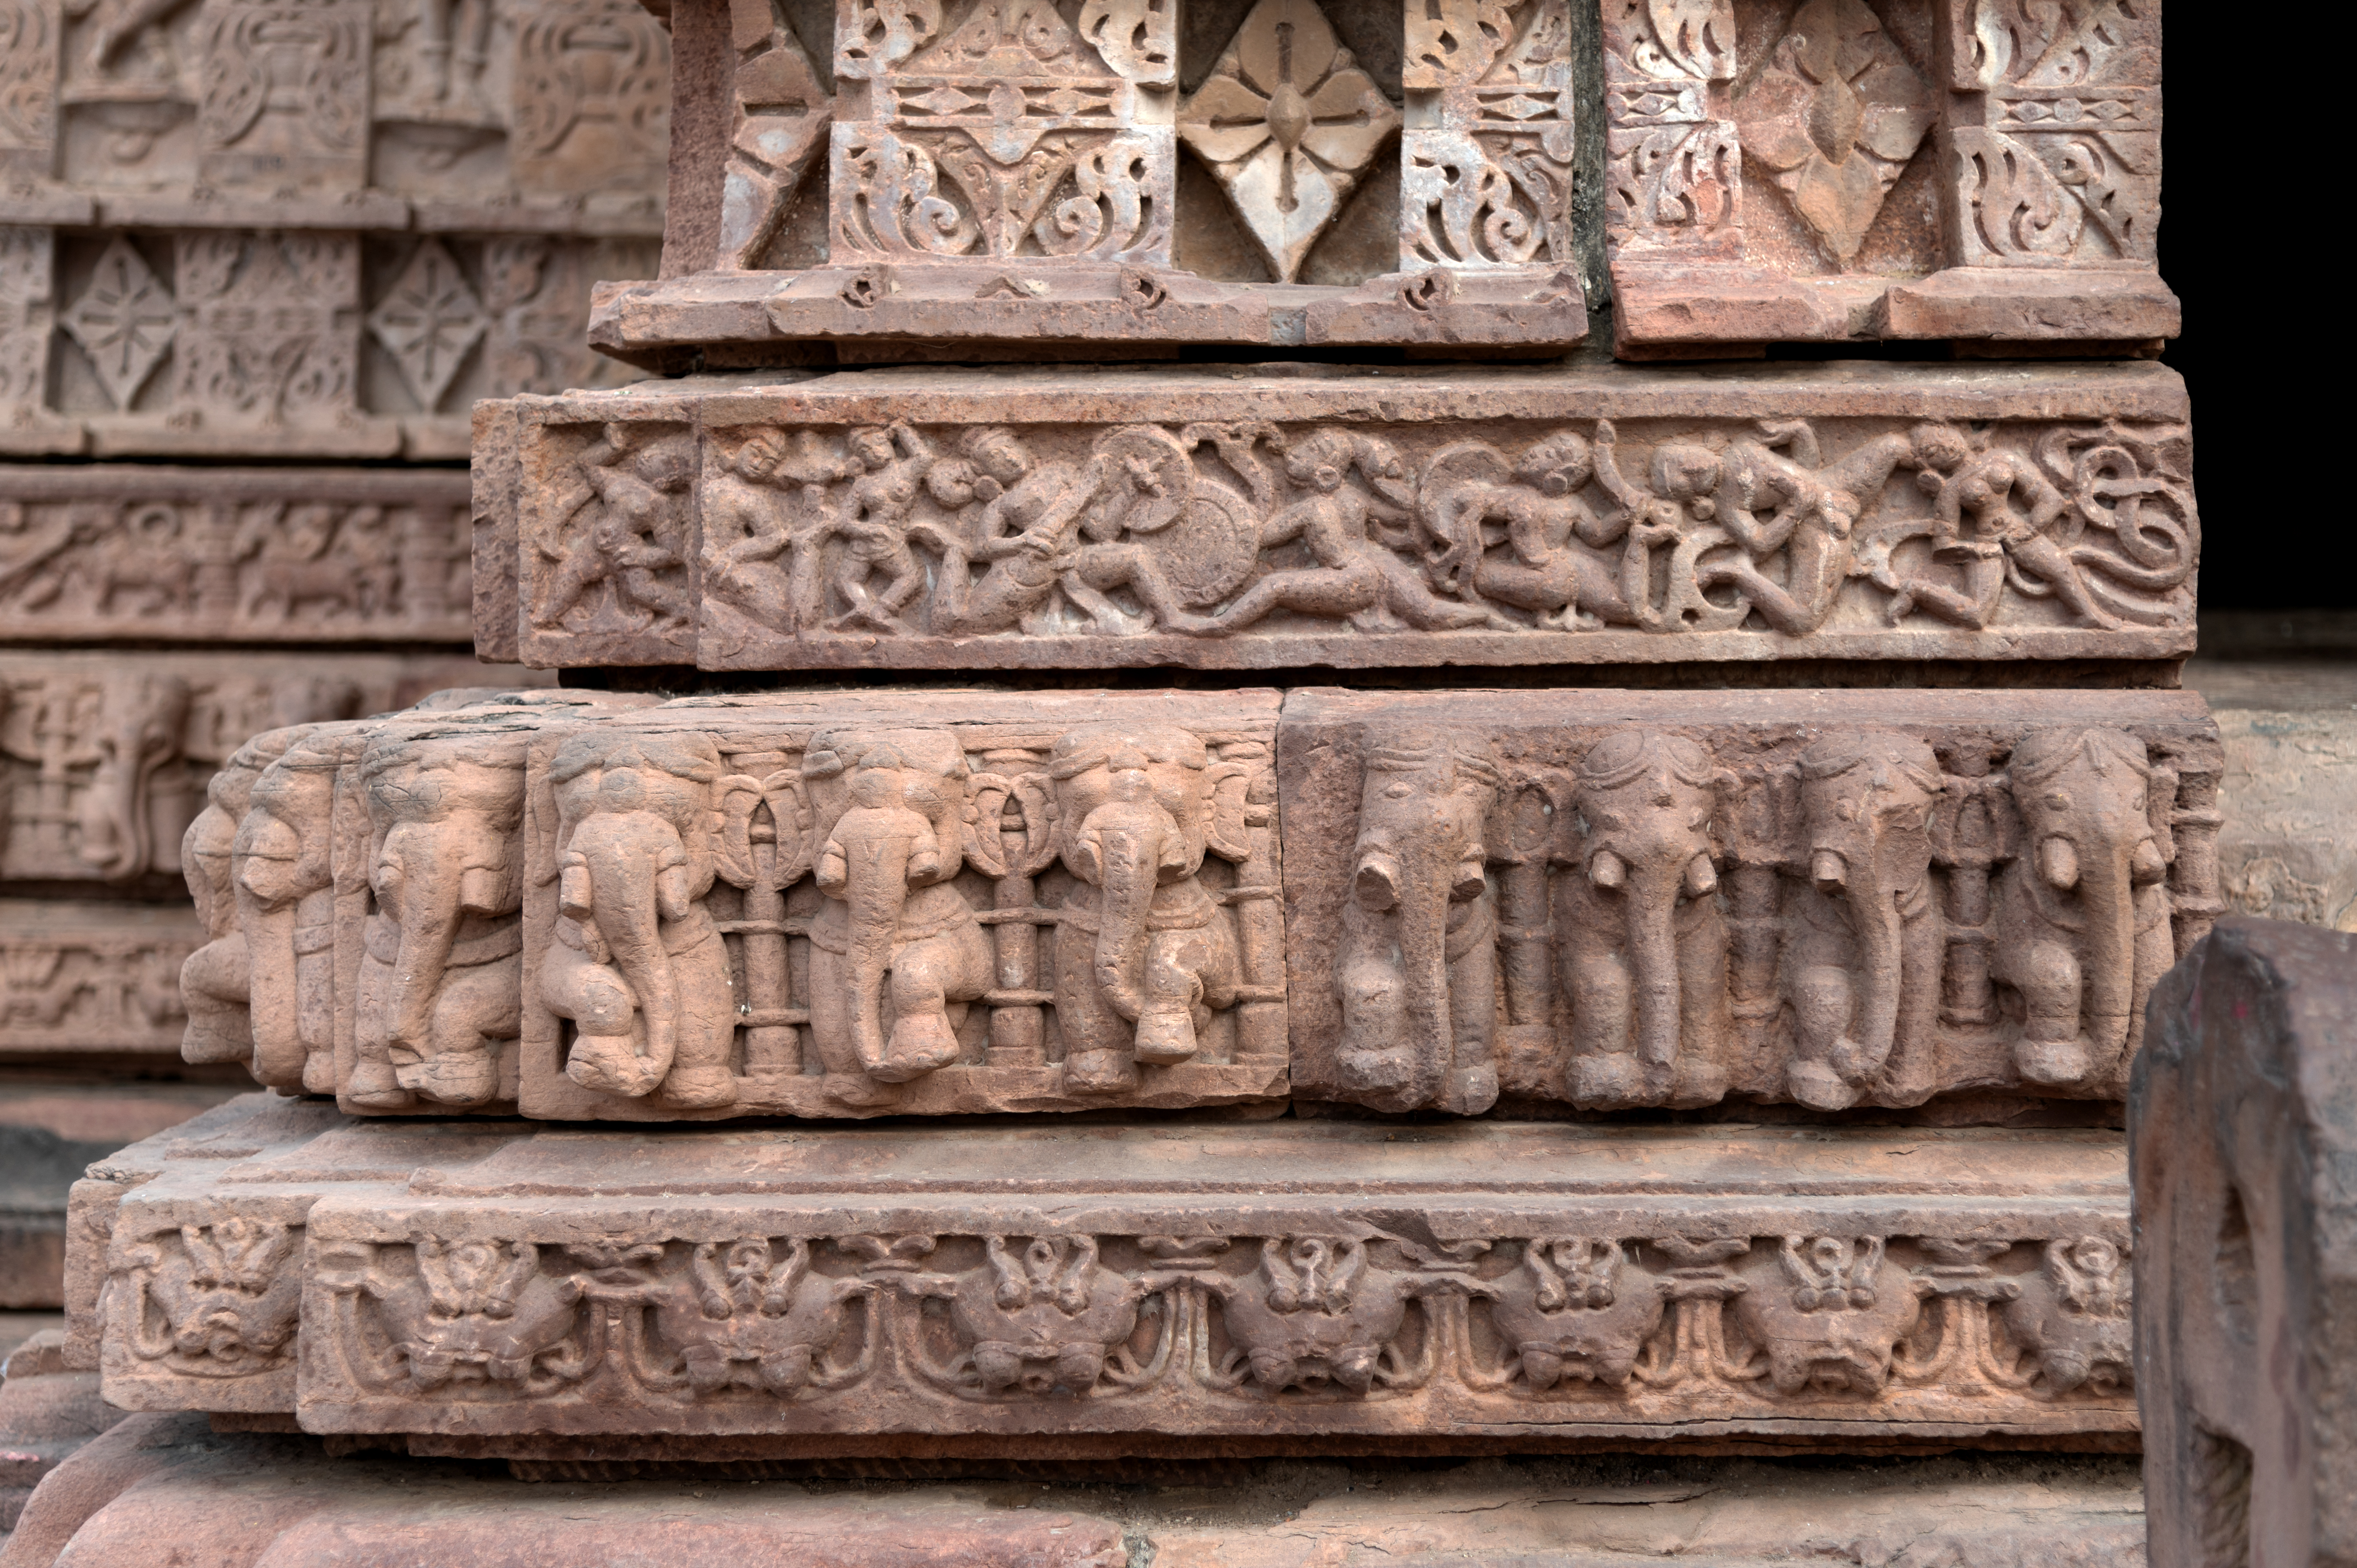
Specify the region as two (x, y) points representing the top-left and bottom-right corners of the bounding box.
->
(1557, 729), (1732, 1108)
(231, 731), (350, 1092)
(1785, 730), (1946, 1110)
(1217, 1237), (1415, 1395)
(348, 733), (528, 1110)
(540, 732), (737, 1108)
(1336, 731), (1503, 1114)
(800, 729), (992, 1105)
(1487, 1238), (1666, 1389)
(951, 1237), (1142, 1396)
(76, 673), (191, 881)
(179, 726), (311, 1066)
(375, 1238), (585, 1390)
(1047, 724), (1250, 1093)
(2003, 1237), (2132, 1395)
(1731, 1236), (1922, 1396)
(1991, 728), (2175, 1087)
(123, 1218), (302, 1372)
(655, 1237), (870, 1396)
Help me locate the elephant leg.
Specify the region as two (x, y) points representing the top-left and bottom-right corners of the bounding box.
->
(656, 938), (739, 1110)
(2013, 935), (2091, 1086)
(399, 953), (521, 1109)
(1442, 935), (1499, 1114)
(179, 936), (252, 1065)
(1336, 921), (1414, 1095)
(350, 955), (415, 1110)
(1056, 924), (1138, 1095)
(1789, 959), (1860, 1111)
(545, 937), (662, 1099)
(873, 932), (977, 1084)
(2118, 894), (2176, 1076)
(1133, 927), (1214, 1066)
(1884, 910), (1946, 1104)
(1566, 946), (1643, 1107)
(806, 944), (898, 1107)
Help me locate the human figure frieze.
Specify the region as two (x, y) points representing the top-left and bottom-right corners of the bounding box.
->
(0, 897), (200, 1053)
(1281, 688), (2224, 1115)
(492, 363), (2200, 671)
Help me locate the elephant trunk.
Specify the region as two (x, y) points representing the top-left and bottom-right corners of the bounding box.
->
(1082, 803), (1177, 1023)
(1817, 848), (1902, 1078)
(1386, 852), (1457, 1110)
(572, 816), (682, 1080)
(381, 823), (466, 1057)
(1622, 854), (1689, 1070)
(2076, 852), (2137, 1059)
(823, 809), (922, 1077)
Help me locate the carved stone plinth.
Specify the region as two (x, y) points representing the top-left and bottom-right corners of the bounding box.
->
(0, 900), (201, 1055)
(474, 360), (2197, 672)
(1282, 687), (2222, 1115)
(78, 1092), (2136, 1449)
(597, 0), (1589, 365)
(2134, 918), (2357, 1568)
(1604, 0), (2175, 353)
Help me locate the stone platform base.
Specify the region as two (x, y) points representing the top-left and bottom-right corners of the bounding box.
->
(2, 1420), (2144, 1567)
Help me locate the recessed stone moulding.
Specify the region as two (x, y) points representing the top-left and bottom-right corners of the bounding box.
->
(474, 360), (2199, 673)
(592, 0), (1590, 362)
(82, 1093), (2138, 1448)
(0, 899), (203, 1055)
(1603, 0), (2175, 352)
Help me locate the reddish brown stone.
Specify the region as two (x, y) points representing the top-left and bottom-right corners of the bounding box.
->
(2133, 917), (2357, 1566)
(0, 1338), (127, 1533)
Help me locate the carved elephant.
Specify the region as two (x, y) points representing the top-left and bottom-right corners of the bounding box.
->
(381, 1239), (585, 1390)
(655, 1238), (871, 1396)
(949, 1236), (1143, 1396)
(1557, 729), (1733, 1108)
(1992, 728), (2177, 1087)
(179, 726), (314, 1067)
(801, 728), (991, 1106)
(1784, 731), (1946, 1110)
(1336, 731), (1504, 1114)
(76, 673), (191, 882)
(1217, 1237), (1416, 1395)
(230, 729), (356, 1092)
(1046, 724), (1251, 1094)
(539, 732), (737, 1109)
(348, 732), (528, 1110)
(1731, 1236), (1922, 1396)
(2003, 1237), (2133, 1395)
(1487, 1238), (1666, 1389)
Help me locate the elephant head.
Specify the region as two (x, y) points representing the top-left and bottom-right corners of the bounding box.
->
(1790, 730), (1944, 1107)
(1048, 724), (1251, 1063)
(546, 730), (727, 1100)
(178, 725), (313, 1066)
(1337, 731), (1503, 1113)
(78, 673), (190, 881)
(803, 728), (971, 1082)
(1995, 727), (2173, 1085)
(354, 731), (527, 1107)
(231, 728), (353, 1089)
(1571, 729), (1725, 1077)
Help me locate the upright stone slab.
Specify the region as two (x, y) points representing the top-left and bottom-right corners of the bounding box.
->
(2133, 918), (2357, 1568)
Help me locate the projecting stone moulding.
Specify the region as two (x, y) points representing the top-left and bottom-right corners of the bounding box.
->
(475, 360), (2199, 673)
(182, 685), (2217, 1122)
(81, 1093), (2138, 1447)
(1603, 0), (2175, 352)
(591, 0), (1590, 362)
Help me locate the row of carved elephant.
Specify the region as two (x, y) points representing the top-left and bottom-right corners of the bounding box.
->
(176, 690), (2221, 1116)
(138, 1228), (2124, 1412)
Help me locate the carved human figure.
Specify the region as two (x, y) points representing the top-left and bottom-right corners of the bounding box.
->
(121, 1218), (302, 1373)
(2003, 1237), (2132, 1395)
(1885, 440), (2117, 630)
(1557, 729), (1732, 1108)
(77, 672), (191, 881)
(1173, 430), (1515, 636)
(231, 729), (352, 1092)
(950, 1236), (1143, 1396)
(179, 725), (310, 1066)
(800, 728), (992, 1105)
(654, 1237), (871, 1396)
(805, 424), (939, 634)
(540, 732), (737, 1108)
(1487, 1238), (1666, 1390)
(1991, 728), (2175, 1087)
(348, 733), (528, 1110)
(1732, 1236), (1922, 1396)
(700, 429), (825, 633)
(1336, 731), (1503, 1114)
(1784, 729), (1946, 1110)
(1420, 423), (1674, 628)
(535, 426), (695, 633)
(1217, 1237), (1417, 1395)
(1046, 725), (1250, 1093)
(373, 1238), (585, 1390)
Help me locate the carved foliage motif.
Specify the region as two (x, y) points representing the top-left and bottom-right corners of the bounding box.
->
(1297, 704), (2222, 1113)
(1401, 0), (1576, 271)
(1601, 0), (1738, 250)
(583, 410), (2200, 663)
(0, 226), (57, 411)
(0, 901), (196, 1050)
(832, 0), (1176, 264)
(302, 1226), (2135, 1423)
(106, 1218), (304, 1379)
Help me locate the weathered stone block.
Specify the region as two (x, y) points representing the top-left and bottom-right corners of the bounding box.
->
(1603, 0), (2175, 352)
(478, 360), (2198, 673)
(1282, 687), (2222, 1115)
(2133, 917), (2357, 1568)
(0, 902), (202, 1056)
(76, 1093), (2139, 1447)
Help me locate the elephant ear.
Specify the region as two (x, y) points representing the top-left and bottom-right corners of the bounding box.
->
(1203, 760), (1258, 863)
(2143, 757), (2180, 868)
(1490, 770), (1572, 867)
(713, 775), (768, 889)
(714, 771), (814, 891)
(963, 771), (1058, 880)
